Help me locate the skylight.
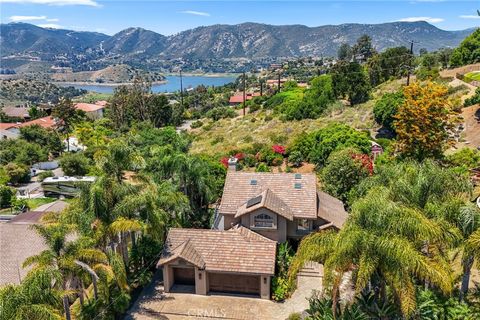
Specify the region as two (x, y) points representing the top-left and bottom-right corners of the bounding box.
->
(294, 183), (302, 189)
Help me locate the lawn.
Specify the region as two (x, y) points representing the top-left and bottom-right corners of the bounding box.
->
(464, 71), (480, 82)
(26, 197), (56, 210)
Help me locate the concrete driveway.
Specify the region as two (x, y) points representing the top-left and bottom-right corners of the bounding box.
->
(125, 269), (323, 320)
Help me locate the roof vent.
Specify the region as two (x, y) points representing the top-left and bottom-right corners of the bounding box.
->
(250, 179), (257, 185)
(246, 195), (262, 208)
(294, 183), (302, 189)
(295, 173), (302, 179)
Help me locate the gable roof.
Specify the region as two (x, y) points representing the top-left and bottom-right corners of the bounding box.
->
(158, 227), (276, 275)
(219, 172), (318, 219)
(235, 188), (294, 220)
(317, 191), (348, 229)
(159, 239), (205, 269)
(74, 103), (105, 113)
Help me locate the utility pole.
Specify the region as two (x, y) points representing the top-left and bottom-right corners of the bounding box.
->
(260, 79), (263, 97)
(407, 40), (414, 86)
(242, 72), (246, 117)
(180, 69), (184, 108)
(277, 73), (281, 93)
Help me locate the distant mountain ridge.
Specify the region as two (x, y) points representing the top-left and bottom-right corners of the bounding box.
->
(0, 21), (474, 61)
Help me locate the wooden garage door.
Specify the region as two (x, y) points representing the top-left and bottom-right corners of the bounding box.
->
(173, 267), (195, 285)
(209, 273), (260, 295)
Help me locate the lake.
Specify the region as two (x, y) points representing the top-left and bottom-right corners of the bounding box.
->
(60, 75), (238, 94)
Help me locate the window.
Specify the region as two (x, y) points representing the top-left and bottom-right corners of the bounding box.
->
(254, 213), (274, 228)
(297, 219), (311, 232)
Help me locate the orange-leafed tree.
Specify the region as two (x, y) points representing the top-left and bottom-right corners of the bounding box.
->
(394, 81), (458, 161)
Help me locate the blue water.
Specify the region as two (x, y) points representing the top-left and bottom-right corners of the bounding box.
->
(61, 75), (237, 94)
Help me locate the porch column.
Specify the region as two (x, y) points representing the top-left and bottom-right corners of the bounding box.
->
(260, 275), (271, 299)
(195, 268), (207, 295)
(163, 265), (174, 293)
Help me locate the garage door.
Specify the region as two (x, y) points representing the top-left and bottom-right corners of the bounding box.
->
(173, 267), (195, 285)
(209, 273), (260, 295)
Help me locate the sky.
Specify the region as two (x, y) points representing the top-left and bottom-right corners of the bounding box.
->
(0, 0), (479, 35)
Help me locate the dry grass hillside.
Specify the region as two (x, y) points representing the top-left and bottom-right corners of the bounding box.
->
(50, 64), (164, 84)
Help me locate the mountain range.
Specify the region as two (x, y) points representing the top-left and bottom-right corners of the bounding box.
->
(0, 21), (474, 64)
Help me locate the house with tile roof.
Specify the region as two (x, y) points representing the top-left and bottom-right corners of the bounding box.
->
(157, 163), (348, 299)
(74, 102), (106, 120)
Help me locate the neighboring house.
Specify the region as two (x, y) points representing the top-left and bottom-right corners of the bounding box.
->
(74, 102), (105, 119)
(228, 92), (260, 106)
(17, 116), (57, 130)
(157, 160), (348, 299)
(0, 200), (69, 285)
(2, 106), (30, 121)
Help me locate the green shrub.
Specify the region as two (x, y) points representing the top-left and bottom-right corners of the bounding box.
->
(206, 107), (236, 120)
(37, 170), (54, 181)
(464, 88), (480, 107)
(289, 123), (371, 168)
(446, 148), (480, 170)
(0, 185), (15, 208)
(59, 152), (90, 176)
(4, 163), (30, 184)
(271, 276), (289, 301)
(373, 91), (404, 132)
(255, 163), (270, 172)
(286, 313), (302, 320)
(190, 120), (203, 128)
(288, 150), (304, 167)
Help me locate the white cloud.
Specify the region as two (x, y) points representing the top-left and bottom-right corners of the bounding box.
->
(37, 23), (63, 28)
(397, 16), (444, 23)
(179, 10), (210, 17)
(9, 15), (60, 22)
(0, 0), (100, 7)
(10, 15), (47, 21)
(459, 15), (480, 20)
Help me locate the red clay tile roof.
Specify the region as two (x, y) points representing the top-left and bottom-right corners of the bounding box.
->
(317, 191), (348, 229)
(235, 189), (294, 221)
(159, 239), (206, 269)
(95, 100), (108, 106)
(17, 116), (56, 129)
(219, 172), (318, 219)
(158, 227), (276, 275)
(229, 95), (245, 103)
(74, 103), (105, 112)
(0, 123), (17, 130)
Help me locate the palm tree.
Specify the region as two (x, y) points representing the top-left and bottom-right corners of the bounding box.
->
(0, 267), (65, 319)
(23, 223), (108, 320)
(290, 161), (474, 318)
(290, 186), (455, 318)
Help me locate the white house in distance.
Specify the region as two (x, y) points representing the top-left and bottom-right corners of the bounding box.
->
(74, 101), (107, 120)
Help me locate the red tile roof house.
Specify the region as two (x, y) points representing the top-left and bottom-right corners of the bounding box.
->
(74, 102), (106, 120)
(228, 92), (261, 106)
(157, 160), (347, 299)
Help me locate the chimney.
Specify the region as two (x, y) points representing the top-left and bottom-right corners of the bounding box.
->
(227, 156), (238, 172)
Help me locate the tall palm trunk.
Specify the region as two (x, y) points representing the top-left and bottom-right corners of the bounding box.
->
(460, 255), (474, 300)
(63, 295), (71, 320)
